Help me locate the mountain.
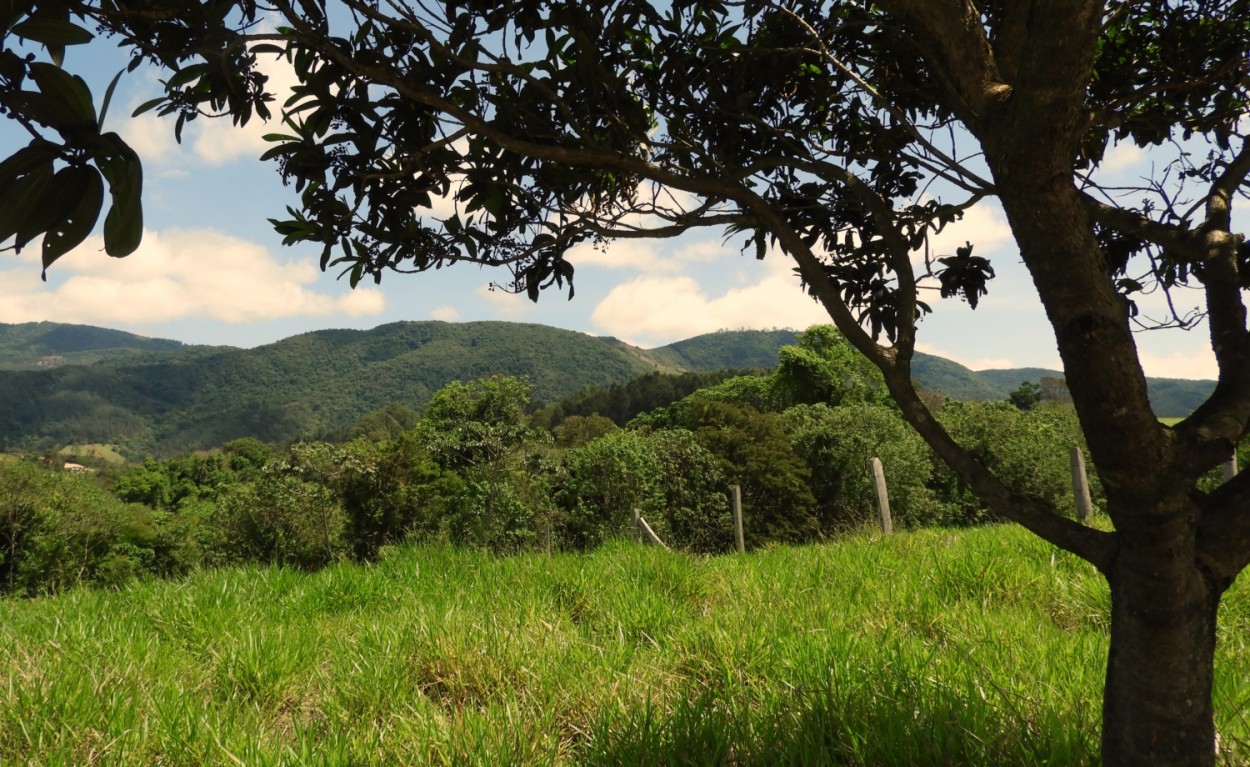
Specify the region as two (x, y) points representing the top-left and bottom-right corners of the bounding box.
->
(0, 322), (190, 370)
(0, 321), (676, 456)
(646, 328), (800, 370)
(0, 320), (1218, 457)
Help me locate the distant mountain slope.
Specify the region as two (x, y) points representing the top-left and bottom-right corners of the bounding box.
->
(0, 321), (669, 455)
(0, 320), (1218, 457)
(649, 329), (800, 370)
(0, 322), (188, 369)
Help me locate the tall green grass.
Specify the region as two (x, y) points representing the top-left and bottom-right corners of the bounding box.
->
(2, 526), (1247, 765)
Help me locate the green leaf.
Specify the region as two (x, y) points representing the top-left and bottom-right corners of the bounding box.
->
(97, 69), (125, 130)
(0, 139), (59, 190)
(5, 91), (86, 130)
(27, 61), (96, 126)
(42, 165), (104, 270)
(0, 159), (53, 245)
(131, 97), (166, 118)
(14, 164), (94, 252)
(11, 17), (92, 45)
(96, 133), (144, 257)
(0, 0), (35, 32)
(165, 64), (207, 90)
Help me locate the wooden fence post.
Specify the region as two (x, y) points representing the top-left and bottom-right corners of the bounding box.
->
(637, 515), (670, 550)
(633, 508), (642, 543)
(1070, 446), (1093, 523)
(731, 484), (745, 553)
(870, 457), (892, 535)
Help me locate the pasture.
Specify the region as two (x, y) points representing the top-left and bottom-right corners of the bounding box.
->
(2, 526), (1248, 766)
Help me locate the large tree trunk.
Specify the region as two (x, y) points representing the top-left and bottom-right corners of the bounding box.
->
(1101, 518), (1224, 767)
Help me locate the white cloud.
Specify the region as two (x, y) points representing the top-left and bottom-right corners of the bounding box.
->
(566, 238), (681, 273)
(1100, 142), (1145, 173)
(1137, 347), (1218, 381)
(0, 228), (384, 325)
(431, 305), (460, 321)
(676, 239), (731, 263)
(189, 51), (301, 166)
(116, 111), (179, 166)
(591, 256), (828, 346)
(474, 283), (535, 319)
(919, 202), (1015, 270)
(914, 342), (1037, 372)
(117, 44), (301, 169)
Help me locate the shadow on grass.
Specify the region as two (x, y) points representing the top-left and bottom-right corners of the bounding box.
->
(579, 683), (1098, 767)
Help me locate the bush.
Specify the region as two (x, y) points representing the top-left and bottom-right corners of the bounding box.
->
(0, 459), (161, 594)
(934, 402), (1095, 524)
(557, 430), (663, 549)
(671, 400), (820, 545)
(647, 429), (732, 553)
(216, 445), (349, 570)
(781, 404), (940, 530)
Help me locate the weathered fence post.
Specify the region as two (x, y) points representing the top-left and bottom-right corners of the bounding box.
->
(636, 515), (670, 550)
(1225, 452), (1238, 483)
(633, 508), (642, 543)
(1070, 446), (1093, 523)
(731, 484), (745, 553)
(870, 457), (892, 535)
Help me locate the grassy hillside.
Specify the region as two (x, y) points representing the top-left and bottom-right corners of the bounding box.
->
(0, 321), (188, 370)
(2, 526), (1246, 765)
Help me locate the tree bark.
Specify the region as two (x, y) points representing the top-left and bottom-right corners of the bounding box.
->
(1102, 516), (1224, 767)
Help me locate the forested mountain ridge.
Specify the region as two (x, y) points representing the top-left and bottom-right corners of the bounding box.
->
(0, 322), (194, 369)
(0, 320), (1216, 457)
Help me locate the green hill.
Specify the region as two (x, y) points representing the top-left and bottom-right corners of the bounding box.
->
(0, 320), (1218, 456)
(0, 321), (676, 456)
(0, 322), (188, 370)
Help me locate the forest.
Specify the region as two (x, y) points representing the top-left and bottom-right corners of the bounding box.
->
(0, 326), (1165, 598)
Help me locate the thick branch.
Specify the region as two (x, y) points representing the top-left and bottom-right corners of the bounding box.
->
(1197, 473), (1250, 585)
(1176, 141), (1250, 471)
(873, 0), (1010, 124)
(1078, 192), (1204, 260)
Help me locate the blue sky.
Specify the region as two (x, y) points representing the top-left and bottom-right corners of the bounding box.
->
(0, 34), (1234, 381)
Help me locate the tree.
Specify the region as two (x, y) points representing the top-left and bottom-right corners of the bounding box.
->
(4, 2), (1250, 763)
(1007, 381), (1042, 412)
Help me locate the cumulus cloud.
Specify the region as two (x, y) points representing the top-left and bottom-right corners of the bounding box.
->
(0, 228), (384, 325)
(914, 342), (1038, 373)
(590, 256), (828, 346)
(918, 201), (1016, 270)
(189, 52), (302, 166)
(474, 283), (536, 319)
(116, 42), (302, 169)
(431, 305), (460, 321)
(1099, 141), (1145, 174)
(566, 238), (682, 273)
(116, 110), (180, 168)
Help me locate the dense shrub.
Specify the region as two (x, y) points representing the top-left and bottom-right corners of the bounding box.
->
(647, 429), (732, 553)
(670, 400), (820, 545)
(934, 402), (1096, 524)
(217, 445), (349, 570)
(0, 459), (162, 594)
(557, 429), (663, 549)
(782, 403), (940, 530)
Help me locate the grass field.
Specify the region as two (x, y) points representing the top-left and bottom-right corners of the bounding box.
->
(56, 443), (127, 464)
(2, 526), (1248, 766)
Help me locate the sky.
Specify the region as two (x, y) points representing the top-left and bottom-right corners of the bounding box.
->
(0, 33), (1237, 381)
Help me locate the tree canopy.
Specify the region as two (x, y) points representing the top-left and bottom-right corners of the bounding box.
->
(3, 1), (1250, 764)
